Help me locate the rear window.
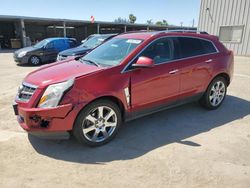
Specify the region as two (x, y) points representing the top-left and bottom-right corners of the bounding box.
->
(178, 37), (217, 58)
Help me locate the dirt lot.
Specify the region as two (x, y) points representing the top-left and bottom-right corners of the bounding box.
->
(0, 52), (249, 188)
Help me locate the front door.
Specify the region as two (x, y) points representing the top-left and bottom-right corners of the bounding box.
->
(130, 37), (180, 112)
(44, 41), (58, 62)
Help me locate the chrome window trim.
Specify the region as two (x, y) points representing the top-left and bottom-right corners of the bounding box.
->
(121, 35), (219, 73)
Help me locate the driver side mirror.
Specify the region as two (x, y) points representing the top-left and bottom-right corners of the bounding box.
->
(132, 56), (154, 68)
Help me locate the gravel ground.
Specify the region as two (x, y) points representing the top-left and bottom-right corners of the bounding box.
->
(0, 52), (249, 188)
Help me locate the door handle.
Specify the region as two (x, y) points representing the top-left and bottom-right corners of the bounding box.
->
(169, 69), (179, 74)
(205, 59), (213, 63)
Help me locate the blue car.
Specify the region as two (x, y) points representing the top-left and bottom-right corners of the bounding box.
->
(57, 34), (117, 61)
(13, 38), (78, 65)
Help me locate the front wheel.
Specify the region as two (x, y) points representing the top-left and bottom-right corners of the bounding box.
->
(200, 76), (227, 110)
(72, 99), (122, 146)
(29, 56), (41, 66)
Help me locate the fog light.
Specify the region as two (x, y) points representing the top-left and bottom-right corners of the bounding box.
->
(40, 120), (49, 128)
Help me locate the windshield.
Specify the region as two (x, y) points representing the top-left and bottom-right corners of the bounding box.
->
(34, 39), (48, 48)
(81, 38), (143, 66)
(80, 35), (110, 48)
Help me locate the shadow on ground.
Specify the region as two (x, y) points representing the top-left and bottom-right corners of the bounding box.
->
(28, 95), (250, 164)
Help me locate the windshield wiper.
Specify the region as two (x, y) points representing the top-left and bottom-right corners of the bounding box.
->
(80, 59), (100, 67)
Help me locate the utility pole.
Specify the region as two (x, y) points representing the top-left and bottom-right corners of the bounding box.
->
(192, 19), (195, 27)
(180, 22), (183, 27)
(63, 21), (66, 37)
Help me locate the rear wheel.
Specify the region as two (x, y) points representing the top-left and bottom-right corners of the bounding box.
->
(73, 99), (122, 146)
(29, 56), (41, 66)
(200, 76), (227, 110)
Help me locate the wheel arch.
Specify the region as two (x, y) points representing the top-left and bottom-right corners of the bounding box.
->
(203, 72), (230, 95)
(77, 95), (126, 122)
(213, 72), (230, 86)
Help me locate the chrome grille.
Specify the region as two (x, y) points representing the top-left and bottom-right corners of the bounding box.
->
(17, 82), (37, 102)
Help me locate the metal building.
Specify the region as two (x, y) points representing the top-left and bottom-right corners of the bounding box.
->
(198, 0), (250, 56)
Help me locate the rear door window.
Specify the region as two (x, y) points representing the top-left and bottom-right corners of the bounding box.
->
(178, 37), (217, 58)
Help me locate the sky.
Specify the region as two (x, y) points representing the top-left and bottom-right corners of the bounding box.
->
(0, 0), (201, 26)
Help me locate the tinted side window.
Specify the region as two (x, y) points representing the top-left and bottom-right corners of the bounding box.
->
(140, 38), (177, 64)
(200, 40), (217, 53)
(178, 37), (217, 58)
(178, 37), (206, 58)
(46, 41), (55, 49)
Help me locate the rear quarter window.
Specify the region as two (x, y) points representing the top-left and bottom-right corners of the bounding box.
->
(200, 40), (217, 54)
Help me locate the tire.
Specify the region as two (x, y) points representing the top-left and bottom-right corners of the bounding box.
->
(200, 76), (227, 110)
(29, 56), (41, 66)
(72, 99), (122, 146)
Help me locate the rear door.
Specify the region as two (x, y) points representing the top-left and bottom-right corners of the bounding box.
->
(177, 37), (218, 98)
(130, 37), (181, 112)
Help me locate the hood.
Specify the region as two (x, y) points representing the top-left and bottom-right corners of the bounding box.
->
(59, 46), (92, 56)
(24, 60), (104, 88)
(15, 46), (36, 54)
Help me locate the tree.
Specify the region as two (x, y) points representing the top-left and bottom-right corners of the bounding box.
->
(129, 14), (137, 24)
(156, 20), (168, 26)
(156, 21), (163, 26)
(114, 17), (129, 24)
(162, 19), (168, 26)
(147, 19), (153, 25)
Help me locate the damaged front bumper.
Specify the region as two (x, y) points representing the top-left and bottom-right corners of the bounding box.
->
(14, 102), (76, 138)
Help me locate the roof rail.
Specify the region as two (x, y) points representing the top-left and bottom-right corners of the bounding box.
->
(165, 30), (208, 34)
(119, 30), (155, 35)
(117, 29), (209, 36)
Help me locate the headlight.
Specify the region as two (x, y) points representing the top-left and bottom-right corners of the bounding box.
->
(17, 51), (27, 58)
(38, 79), (74, 108)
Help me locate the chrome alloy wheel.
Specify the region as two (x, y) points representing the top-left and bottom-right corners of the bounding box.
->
(209, 80), (226, 107)
(30, 56), (40, 65)
(82, 106), (117, 142)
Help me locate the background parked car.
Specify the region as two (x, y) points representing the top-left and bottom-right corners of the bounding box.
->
(57, 34), (117, 61)
(13, 37), (78, 65)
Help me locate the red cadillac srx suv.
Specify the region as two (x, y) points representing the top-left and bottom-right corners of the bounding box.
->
(13, 31), (234, 146)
